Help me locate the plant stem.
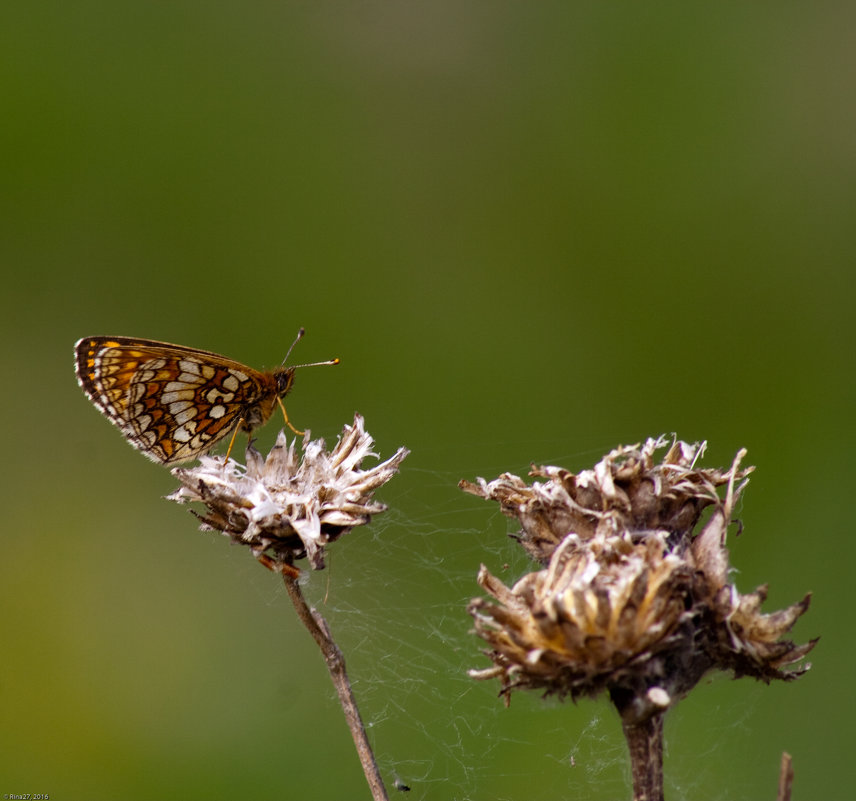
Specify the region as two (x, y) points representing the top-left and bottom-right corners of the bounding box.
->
(282, 572), (390, 801)
(622, 713), (665, 801)
(777, 752), (793, 801)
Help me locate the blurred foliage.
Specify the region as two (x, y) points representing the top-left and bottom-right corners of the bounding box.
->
(1, 3), (853, 800)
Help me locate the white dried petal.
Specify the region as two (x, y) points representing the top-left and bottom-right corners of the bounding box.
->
(168, 414), (408, 571)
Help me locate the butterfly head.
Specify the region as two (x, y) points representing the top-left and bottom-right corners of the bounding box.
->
(274, 366), (297, 398)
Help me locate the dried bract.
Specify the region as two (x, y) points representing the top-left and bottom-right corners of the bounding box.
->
(690, 493), (816, 683)
(464, 438), (816, 722)
(168, 414), (408, 572)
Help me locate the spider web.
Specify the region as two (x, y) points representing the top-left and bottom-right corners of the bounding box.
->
(273, 447), (773, 801)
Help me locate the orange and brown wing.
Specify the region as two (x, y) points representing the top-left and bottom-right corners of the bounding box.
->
(74, 336), (274, 464)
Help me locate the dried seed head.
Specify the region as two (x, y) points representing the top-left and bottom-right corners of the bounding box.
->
(464, 438), (816, 722)
(167, 414), (408, 572)
(469, 532), (699, 720)
(460, 436), (750, 564)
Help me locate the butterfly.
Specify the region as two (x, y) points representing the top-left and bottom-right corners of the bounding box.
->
(74, 330), (338, 465)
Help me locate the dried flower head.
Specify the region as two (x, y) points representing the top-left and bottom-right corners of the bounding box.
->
(464, 437), (816, 724)
(168, 414), (408, 573)
(461, 437), (746, 565)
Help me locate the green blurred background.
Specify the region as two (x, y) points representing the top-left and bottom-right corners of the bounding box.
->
(2, 3), (853, 799)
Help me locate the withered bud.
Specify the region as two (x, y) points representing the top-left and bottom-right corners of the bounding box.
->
(168, 414), (408, 573)
(464, 438), (816, 723)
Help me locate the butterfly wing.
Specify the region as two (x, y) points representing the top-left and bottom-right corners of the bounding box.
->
(75, 336), (274, 464)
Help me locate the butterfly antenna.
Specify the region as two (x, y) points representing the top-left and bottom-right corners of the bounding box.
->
(281, 327), (306, 366)
(290, 357), (340, 369)
(281, 327), (340, 369)
(276, 328), (339, 437)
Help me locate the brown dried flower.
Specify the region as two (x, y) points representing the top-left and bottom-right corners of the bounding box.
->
(461, 437), (747, 565)
(463, 437), (817, 722)
(168, 414), (408, 573)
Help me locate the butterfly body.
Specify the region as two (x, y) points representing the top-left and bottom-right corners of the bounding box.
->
(75, 336), (306, 465)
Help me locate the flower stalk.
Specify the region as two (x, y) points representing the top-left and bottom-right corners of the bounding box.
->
(621, 712), (663, 801)
(282, 572), (389, 801)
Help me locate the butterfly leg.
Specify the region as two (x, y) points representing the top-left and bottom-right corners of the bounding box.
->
(276, 395), (304, 436)
(224, 418), (244, 461)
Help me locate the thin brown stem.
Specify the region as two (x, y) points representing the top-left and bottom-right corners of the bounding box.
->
(622, 713), (665, 801)
(282, 572), (390, 801)
(777, 752), (793, 801)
